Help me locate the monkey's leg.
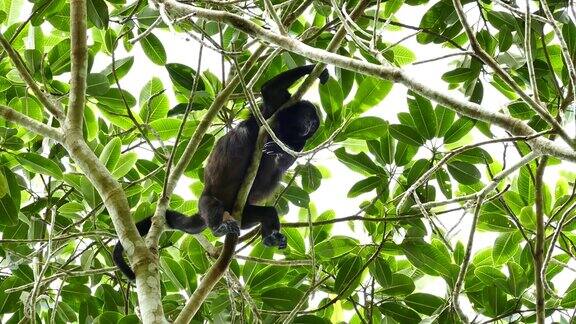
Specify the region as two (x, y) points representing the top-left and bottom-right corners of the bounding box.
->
(241, 205), (287, 249)
(199, 194), (240, 236)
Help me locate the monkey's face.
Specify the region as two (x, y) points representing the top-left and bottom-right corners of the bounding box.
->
(277, 101), (320, 140)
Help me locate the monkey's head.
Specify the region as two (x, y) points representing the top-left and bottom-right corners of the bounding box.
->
(276, 100), (320, 141)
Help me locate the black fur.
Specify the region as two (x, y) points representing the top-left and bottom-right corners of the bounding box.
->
(114, 65), (328, 280)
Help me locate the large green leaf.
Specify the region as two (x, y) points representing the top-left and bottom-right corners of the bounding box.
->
(342, 117), (388, 140)
(140, 32), (166, 65)
(492, 232), (522, 265)
(444, 117), (475, 144)
(348, 77), (393, 113)
(447, 161), (481, 185)
(389, 124), (424, 146)
(87, 0), (109, 29)
(319, 78), (343, 119)
(334, 256), (364, 298)
(16, 152), (63, 179)
(334, 147), (381, 175)
(261, 287), (304, 311)
(407, 91), (436, 140)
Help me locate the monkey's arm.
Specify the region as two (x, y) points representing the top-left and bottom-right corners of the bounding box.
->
(261, 65), (329, 117)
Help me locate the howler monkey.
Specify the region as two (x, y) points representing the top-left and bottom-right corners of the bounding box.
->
(114, 65), (329, 280)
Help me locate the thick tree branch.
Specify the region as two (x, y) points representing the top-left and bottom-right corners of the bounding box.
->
(0, 105), (63, 141)
(159, 0), (576, 162)
(534, 156), (548, 324)
(66, 0), (88, 134)
(0, 34), (65, 121)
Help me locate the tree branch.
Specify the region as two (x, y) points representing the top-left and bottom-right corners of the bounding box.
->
(0, 104), (63, 141)
(534, 156), (548, 324)
(66, 0), (88, 134)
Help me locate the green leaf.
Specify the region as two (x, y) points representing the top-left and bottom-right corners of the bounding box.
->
(436, 167), (452, 198)
(367, 135), (394, 166)
(299, 164), (322, 192)
(283, 228), (305, 255)
(404, 293), (445, 316)
(474, 266), (508, 291)
(284, 186), (310, 207)
(441, 67), (475, 83)
(16, 152), (63, 179)
(507, 102), (534, 120)
(389, 124), (424, 146)
(47, 39), (71, 75)
(518, 167), (535, 204)
(112, 152), (137, 179)
(394, 142), (418, 166)
(10, 96), (43, 122)
(139, 77), (169, 122)
(166, 63), (199, 93)
(334, 256), (364, 298)
(507, 262), (528, 297)
(447, 161), (481, 185)
(0, 194), (18, 226)
(0, 277), (26, 313)
(369, 257), (392, 288)
(380, 274), (415, 296)
(160, 257), (189, 290)
(444, 117), (475, 144)
(319, 78), (343, 119)
(348, 77), (393, 113)
(407, 91), (436, 140)
(140, 32), (167, 65)
(342, 117), (388, 140)
(347, 176), (381, 197)
(379, 301), (421, 322)
(149, 118), (194, 140)
(96, 88), (137, 109)
(401, 240), (453, 277)
(392, 45), (416, 66)
(101, 56), (134, 82)
(334, 147), (381, 175)
(86, 73), (110, 96)
(58, 202), (85, 214)
(99, 137), (122, 171)
(87, 0), (109, 29)
(261, 287), (304, 311)
(561, 279), (576, 308)
(435, 105), (455, 137)
(315, 236), (358, 258)
(492, 232), (522, 265)
(250, 265), (288, 291)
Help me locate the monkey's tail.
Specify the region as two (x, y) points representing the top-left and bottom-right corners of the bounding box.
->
(113, 242), (136, 280)
(113, 211), (206, 280)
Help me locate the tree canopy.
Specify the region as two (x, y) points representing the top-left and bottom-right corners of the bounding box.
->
(0, 0), (575, 323)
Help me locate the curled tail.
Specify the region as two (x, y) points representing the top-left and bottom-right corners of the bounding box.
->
(113, 210), (206, 280)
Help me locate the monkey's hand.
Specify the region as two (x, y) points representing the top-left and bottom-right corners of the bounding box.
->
(319, 68), (329, 85)
(212, 211), (240, 237)
(263, 141), (284, 157)
(263, 231), (287, 249)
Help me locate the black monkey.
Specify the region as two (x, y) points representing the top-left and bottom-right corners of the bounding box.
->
(114, 65), (328, 280)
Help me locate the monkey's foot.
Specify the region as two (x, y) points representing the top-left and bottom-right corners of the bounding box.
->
(212, 220), (240, 237)
(263, 231), (287, 249)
